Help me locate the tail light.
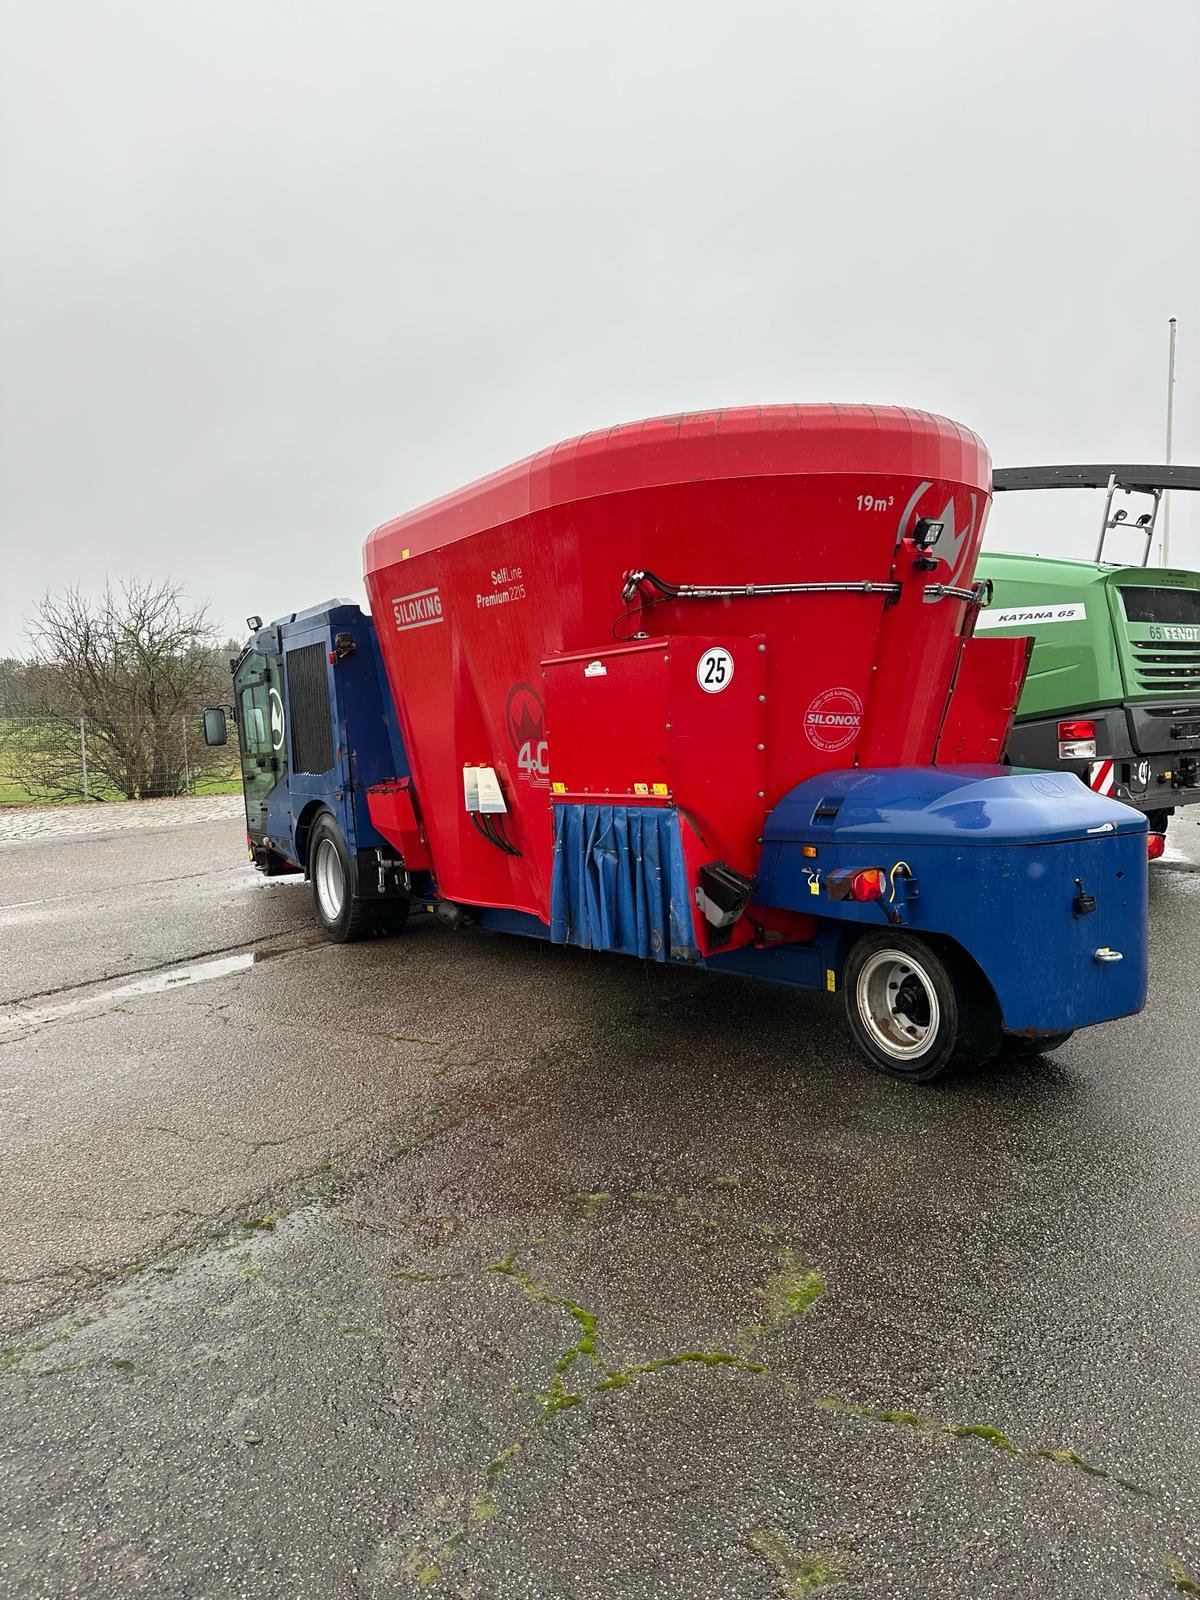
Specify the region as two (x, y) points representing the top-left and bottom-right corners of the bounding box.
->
(1147, 832), (1166, 861)
(850, 868), (887, 901)
(1058, 718), (1097, 760)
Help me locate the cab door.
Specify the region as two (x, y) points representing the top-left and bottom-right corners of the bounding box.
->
(233, 649), (289, 844)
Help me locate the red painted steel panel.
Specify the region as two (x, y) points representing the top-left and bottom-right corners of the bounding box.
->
(543, 640), (675, 800)
(366, 779), (431, 871)
(362, 405), (995, 924)
(935, 636), (1033, 766)
(543, 634), (769, 953)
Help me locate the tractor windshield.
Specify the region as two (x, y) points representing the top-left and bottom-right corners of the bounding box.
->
(1117, 587), (1200, 627)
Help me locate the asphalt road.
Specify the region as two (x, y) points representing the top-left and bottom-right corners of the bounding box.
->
(1, 798), (1198, 1600)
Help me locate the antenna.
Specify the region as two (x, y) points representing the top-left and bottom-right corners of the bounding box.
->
(1163, 317), (1177, 565)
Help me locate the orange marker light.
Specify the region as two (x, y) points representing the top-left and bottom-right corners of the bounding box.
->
(801, 845), (818, 858)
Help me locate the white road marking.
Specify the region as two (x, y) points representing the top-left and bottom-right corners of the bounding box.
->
(0, 953), (254, 1036)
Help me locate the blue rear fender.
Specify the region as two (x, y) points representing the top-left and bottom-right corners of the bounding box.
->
(754, 767), (1149, 1035)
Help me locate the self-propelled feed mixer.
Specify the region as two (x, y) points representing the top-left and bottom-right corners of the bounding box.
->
(217, 405), (1149, 1081)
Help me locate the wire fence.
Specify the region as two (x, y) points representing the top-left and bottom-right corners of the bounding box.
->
(0, 713), (240, 806)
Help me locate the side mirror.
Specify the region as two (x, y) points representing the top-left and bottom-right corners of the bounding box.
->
(202, 707), (228, 747)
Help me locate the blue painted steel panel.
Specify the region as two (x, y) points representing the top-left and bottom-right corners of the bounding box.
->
(703, 940), (826, 990)
(551, 804), (699, 961)
(255, 603), (411, 869)
(765, 765), (1146, 847)
(757, 766), (1149, 1032)
(477, 907), (553, 941)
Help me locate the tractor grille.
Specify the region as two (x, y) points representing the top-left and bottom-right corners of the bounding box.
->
(286, 642), (335, 773)
(1130, 639), (1200, 695)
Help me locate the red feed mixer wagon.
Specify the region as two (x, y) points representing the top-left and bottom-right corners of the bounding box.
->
(215, 405), (1150, 1081)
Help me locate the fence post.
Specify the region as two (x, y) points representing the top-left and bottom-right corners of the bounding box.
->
(79, 716), (89, 801)
(182, 714), (191, 794)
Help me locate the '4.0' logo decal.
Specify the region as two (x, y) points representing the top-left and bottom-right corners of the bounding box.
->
(505, 683), (549, 784)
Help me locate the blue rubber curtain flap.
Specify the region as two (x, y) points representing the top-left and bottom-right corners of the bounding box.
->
(551, 803), (699, 962)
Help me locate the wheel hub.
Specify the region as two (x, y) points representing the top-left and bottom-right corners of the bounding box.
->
(314, 838), (345, 921)
(857, 950), (940, 1060)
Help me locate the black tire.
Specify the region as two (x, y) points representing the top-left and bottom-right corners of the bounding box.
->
(843, 931), (1001, 1083)
(1146, 810), (1170, 836)
(307, 813), (408, 943)
(999, 1030), (1074, 1059)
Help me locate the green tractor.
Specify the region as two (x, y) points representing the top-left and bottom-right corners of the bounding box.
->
(976, 465), (1200, 851)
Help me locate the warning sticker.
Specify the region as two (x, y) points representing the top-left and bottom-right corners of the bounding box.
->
(804, 687), (863, 752)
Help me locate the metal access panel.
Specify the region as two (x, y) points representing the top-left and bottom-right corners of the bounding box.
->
(543, 634), (767, 876)
(935, 635), (1032, 765)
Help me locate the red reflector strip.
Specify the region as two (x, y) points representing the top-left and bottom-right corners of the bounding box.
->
(1088, 759), (1115, 796)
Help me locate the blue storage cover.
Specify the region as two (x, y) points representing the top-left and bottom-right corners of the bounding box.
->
(551, 804), (698, 962)
(765, 766), (1147, 847)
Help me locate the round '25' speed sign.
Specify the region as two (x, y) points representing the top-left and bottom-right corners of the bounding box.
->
(696, 647), (734, 693)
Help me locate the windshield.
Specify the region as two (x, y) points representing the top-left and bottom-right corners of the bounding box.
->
(1117, 586), (1200, 627)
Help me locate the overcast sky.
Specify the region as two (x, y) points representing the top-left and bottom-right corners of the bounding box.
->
(2, 0), (1197, 653)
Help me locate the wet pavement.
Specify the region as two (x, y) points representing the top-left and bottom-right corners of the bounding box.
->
(1, 799), (1198, 1599)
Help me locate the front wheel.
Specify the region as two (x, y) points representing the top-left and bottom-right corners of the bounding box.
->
(843, 932), (1001, 1083)
(308, 814), (409, 943)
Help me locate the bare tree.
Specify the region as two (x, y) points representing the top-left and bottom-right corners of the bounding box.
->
(6, 579), (233, 801)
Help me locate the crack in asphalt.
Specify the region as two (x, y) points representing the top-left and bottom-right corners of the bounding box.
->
(381, 1187), (1163, 1596)
(2, 912), (1190, 1595)
(0, 1166), (1180, 1596)
(138, 1115), (369, 1154)
(0, 1158), (362, 1344)
(401, 1242), (826, 1591)
(1166, 1557), (1200, 1594)
(0, 1018), (515, 1338)
(742, 1526), (849, 1596)
(816, 1397), (1152, 1495)
(0, 956), (257, 1037)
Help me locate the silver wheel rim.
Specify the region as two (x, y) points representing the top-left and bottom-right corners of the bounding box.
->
(856, 949), (940, 1060)
(314, 837), (345, 922)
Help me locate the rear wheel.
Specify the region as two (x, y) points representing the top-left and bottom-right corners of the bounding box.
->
(843, 931), (1001, 1083)
(308, 813), (408, 943)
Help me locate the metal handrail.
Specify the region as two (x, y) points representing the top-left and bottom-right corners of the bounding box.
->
(992, 463), (1200, 568)
(620, 570), (901, 603)
(620, 570), (989, 607)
